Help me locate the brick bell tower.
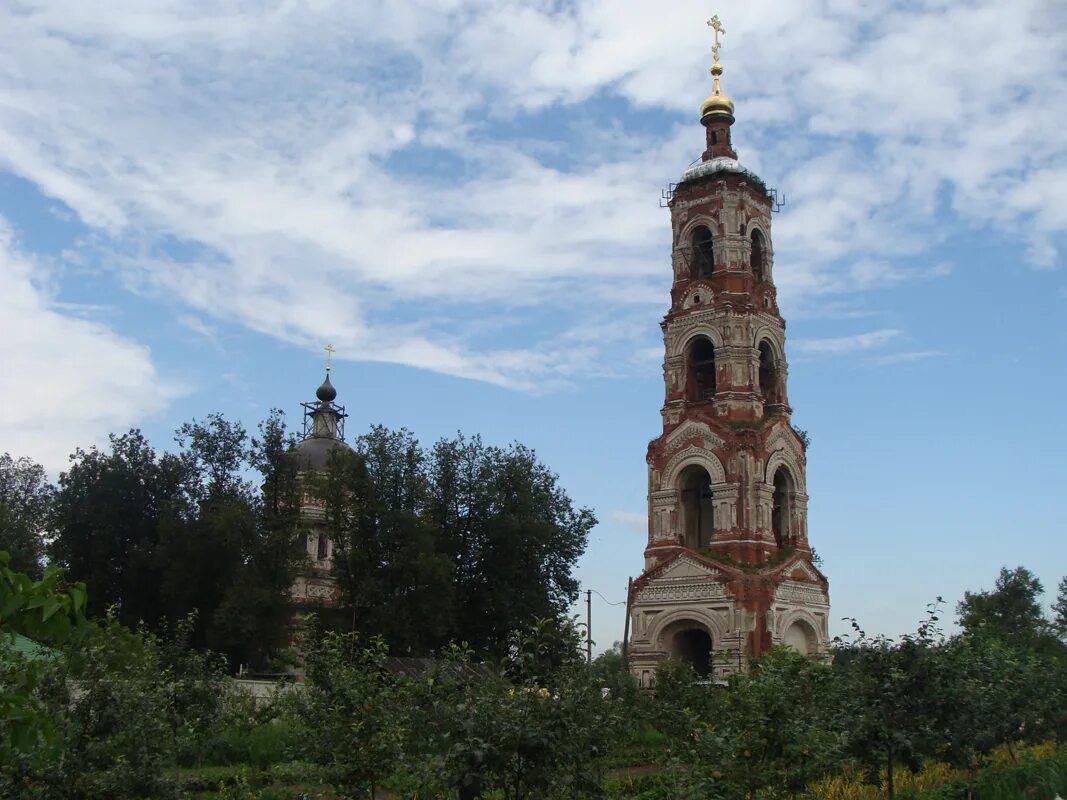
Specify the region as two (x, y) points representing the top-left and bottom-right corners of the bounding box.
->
(627, 17), (829, 685)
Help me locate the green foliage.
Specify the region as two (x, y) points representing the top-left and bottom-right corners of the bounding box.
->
(651, 649), (843, 799)
(0, 454), (52, 577)
(310, 437), (454, 653)
(834, 603), (949, 797)
(290, 629), (402, 798)
(956, 566), (1053, 648)
(1053, 576), (1067, 641)
(49, 614), (182, 799)
(308, 429), (596, 658)
(426, 433), (596, 657)
(401, 619), (627, 800)
(48, 414), (304, 671)
(0, 550), (86, 790)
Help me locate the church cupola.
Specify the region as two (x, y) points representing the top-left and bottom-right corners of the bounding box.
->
(294, 344), (351, 471)
(700, 15), (737, 162)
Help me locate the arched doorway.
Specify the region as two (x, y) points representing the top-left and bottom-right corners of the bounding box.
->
(672, 628), (713, 677)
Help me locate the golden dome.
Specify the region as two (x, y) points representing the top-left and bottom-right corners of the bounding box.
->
(700, 62), (734, 120)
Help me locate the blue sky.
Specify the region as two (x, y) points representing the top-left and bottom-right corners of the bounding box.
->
(1, 0), (1065, 650)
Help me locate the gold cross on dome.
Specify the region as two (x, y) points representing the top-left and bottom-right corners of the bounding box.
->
(708, 15), (725, 64)
(324, 343), (336, 373)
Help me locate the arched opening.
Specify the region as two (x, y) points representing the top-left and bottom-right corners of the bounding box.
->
(679, 464), (715, 550)
(772, 466), (794, 548)
(317, 532), (328, 561)
(687, 336), (716, 402)
(691, 225), (714, 279)
(782, 620), (817, 656)
(758, 340), (778, 406)
(673, 628), (713, 678)
(751, 229), (766, 281)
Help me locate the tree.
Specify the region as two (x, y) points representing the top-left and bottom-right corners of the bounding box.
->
(293, 628), (403, 799)
(835, 605), (948, 799)
(311, 439), (454, 654)
(49, 431), (193, 627)
(427, 434), (595, 656)
(0, 550), (86, 789)
(403, 619), (624, 800)
(1053, 576), (1067, 641)
(957, 566), (1054, 650)
(0, 453), (53, 577)
(48, 414), (304, 672)
(165, 411), (304, 669)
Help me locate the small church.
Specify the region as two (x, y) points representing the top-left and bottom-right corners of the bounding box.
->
(626, 18), (830, 685)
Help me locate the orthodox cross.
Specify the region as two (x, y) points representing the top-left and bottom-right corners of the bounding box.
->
(707, 15), (725, 64)
(324, 343), (336, 373)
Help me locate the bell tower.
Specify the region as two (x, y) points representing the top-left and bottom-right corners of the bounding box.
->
(627, 18), (830, 685)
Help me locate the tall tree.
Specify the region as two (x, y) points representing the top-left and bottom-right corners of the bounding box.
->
(312, 434), (454, 654)
(49, 431), (193, 627)
(0, 453), (53, 576)
(428, 434), (594, 656)
(162, 411), (304, 669)
(956, 566), (1051, 648)
(1053, 576), (1067, 641)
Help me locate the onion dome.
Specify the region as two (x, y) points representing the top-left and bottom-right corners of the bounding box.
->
(294, 360), (351, 471)
(316, 373), (337, 403)
(700, 61), (735, 121)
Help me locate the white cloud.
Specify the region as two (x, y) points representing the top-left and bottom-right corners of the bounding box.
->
(0, 0), (1063, 389)
(0, 221), (168, 471)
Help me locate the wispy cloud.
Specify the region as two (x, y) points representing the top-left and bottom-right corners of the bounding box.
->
(874, 350), (948, 366)
(793, 329), (901, 356)
(0, 0), (1062, 393)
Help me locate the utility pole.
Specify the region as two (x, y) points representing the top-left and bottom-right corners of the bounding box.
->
(621, 577), (633, 661)
(585, 589), (592, 665)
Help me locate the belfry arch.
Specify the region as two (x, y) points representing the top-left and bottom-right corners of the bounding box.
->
(771, 465), (795, 548)
(690, 225), (715, 279)
(687, 336), (716, 402)
(678, 464), (715, 549)
(751, 228), (767, 281)
(758, 339), (780, 406)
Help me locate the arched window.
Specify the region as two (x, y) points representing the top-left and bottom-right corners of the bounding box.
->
(679, 464), (714, 550)
(772, 466), (794, 548)
(317, 532), (328, 561)
(691, 225), (714, 279)
(672, 628), (713, 677)
(758, 340), (778, 406)
(751, 229), (766, 281)
(687, 337), (716, 402)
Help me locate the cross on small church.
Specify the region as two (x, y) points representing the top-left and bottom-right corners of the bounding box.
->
(707, 15), (725, 64)
(324, 343), (336, 373)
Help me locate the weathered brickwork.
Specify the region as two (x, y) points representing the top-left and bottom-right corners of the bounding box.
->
(628, 86), (830, 685)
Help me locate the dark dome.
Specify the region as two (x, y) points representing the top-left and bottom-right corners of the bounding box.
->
(293, 436), (351, 471)
(316, 374), (337, 403)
